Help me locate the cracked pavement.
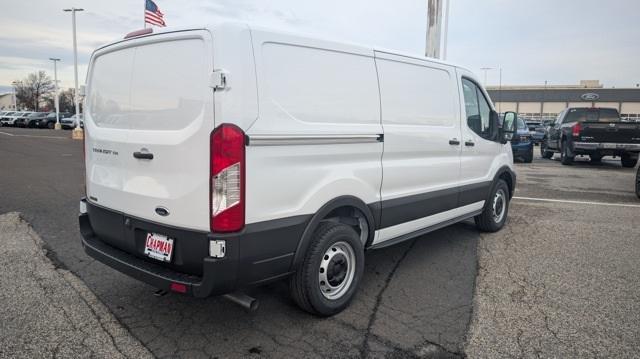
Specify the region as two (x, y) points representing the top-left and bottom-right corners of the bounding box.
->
(0, 128), (476, 358)
(0, 212), (152, 359)
(3, 127), (640, 358)
(466, 156), (640, 358)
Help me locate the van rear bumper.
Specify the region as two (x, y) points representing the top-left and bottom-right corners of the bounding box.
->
(79, 198), (310, 297)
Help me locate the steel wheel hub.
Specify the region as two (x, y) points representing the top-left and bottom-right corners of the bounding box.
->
(318, 241), (356, 300)
(492, 189), (506, 223)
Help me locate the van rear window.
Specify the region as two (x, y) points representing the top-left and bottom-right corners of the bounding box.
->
(87, 39), (207, 131)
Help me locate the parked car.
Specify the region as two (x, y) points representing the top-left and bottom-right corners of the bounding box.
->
(0, 111), (17, 126)
(541, 107), (640, 167)
(15, 112), (48, 128)
(530, 119), (554, 144)
(61, 114), (83, 129)
(510, 117), (533, 162)
(36, 112), (73, 129)
(78, 23), (517, 316)
(3, 111), (33, 127)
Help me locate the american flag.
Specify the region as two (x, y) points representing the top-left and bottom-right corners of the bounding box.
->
(145, 0), (166, 27)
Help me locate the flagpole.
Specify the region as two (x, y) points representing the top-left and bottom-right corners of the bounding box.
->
(143, 0), (146, 28)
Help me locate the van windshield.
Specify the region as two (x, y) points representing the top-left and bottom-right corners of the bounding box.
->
(87, 39), (208, 131)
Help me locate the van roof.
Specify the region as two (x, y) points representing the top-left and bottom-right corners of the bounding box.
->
(98, 20), (471, 72)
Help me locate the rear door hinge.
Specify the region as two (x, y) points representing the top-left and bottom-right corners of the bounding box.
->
(210, 70), (229, 91)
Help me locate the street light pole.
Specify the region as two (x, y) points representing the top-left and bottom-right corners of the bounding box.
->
(425, 0), (443, 59)
(49, 58), (61, 129)
(480, 67), (493, 86)
(63, 7), (84, 132)
(498, 67), (503, 113)
(11, 81), (18, 110)
(442, 0), (450, 61)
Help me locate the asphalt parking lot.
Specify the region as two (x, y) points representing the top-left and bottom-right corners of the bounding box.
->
(1, 127), (639, 358)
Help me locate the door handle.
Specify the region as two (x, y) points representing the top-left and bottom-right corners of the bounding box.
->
(449, 139), (460, 145)
(465, 140), (475, 147)
(133, 151), (154, 160)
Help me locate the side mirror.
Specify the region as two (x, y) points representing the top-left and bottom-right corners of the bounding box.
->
(501, 111), (517, 144)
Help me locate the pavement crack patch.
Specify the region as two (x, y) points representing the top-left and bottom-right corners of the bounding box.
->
(360, 239), (418, 358)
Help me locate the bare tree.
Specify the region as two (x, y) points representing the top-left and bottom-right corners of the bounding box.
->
(13, 71), (55, 111)
(44, 88), (80, 113)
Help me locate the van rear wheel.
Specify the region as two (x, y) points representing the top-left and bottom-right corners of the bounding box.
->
(289, 222), (364, 316)
(475, 179), (510, 232)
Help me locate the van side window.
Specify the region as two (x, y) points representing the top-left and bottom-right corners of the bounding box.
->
(462, 78), (492, 139)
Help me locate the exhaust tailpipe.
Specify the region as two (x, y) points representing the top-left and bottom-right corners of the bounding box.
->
(223, 292), (259, 311)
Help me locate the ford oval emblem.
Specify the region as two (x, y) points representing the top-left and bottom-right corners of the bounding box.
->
(581, 93), (600, 101)
(155, 207), (170, 216)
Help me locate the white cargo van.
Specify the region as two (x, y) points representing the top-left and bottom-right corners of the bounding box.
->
(79, 22), (517, 316)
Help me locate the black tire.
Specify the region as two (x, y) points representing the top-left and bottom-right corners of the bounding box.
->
(636, 167), (640, 199)
(540, 141), (554, 159)
(289, 222), (364, 316)
(621, 155), (638, 168)
(560, 140), (573, 165)
(523, 147), (533, 163)
(590, 154), (603, 163)
(475, 179), (510, 232)
(47, 121), (55, 129)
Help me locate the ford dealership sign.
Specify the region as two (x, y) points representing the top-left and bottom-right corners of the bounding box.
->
(581, 93), (600, 101)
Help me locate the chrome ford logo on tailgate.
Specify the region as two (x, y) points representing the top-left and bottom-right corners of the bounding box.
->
(581, 93), (600, 101)
(155, 207), (170, 216)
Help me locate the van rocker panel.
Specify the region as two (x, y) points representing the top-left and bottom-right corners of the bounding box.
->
(79, 199), (310, 297)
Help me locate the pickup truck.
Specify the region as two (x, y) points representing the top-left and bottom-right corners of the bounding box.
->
(540, 107), (640, 167)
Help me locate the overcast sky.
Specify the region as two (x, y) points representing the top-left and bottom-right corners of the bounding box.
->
(1, 0), (639, 93)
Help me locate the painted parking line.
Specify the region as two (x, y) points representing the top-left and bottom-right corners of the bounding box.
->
(0, 131), (68, 139)
(514, 196), (640, 208)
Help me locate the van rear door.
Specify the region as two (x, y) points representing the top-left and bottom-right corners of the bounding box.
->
(85, 30), (215, 231)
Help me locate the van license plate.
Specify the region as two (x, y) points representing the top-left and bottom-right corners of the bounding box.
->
(144, 233), (174, 262)
(603, 143), (616, 149)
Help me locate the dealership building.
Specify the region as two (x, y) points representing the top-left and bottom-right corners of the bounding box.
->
(487, 80), (640, 122)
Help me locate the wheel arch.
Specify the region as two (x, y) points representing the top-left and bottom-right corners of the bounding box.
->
(492, 165), (516, 199)
(291, 196), (377, 269)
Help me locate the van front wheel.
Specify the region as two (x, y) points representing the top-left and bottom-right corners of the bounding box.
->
(475, 179), (510, 232)
(289, 222), (364, 316)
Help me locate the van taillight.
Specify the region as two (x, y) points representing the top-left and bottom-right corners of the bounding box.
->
(572, 122), (581, 137)
(210, 124), (245, 233)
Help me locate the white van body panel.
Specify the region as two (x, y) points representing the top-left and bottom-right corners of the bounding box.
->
(245, 28), (383, 224)
(85, 30), (215, 231)
(375, 52), (462, 200)
(455, 68), (515, 187)
(210, 23), (259, 132)
(83, 20), (512, 243)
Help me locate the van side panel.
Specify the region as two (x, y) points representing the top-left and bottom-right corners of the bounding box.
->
(211, 24), (259, 131)
(374, 52), (463, 243)
(245, 30), (383, 224)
